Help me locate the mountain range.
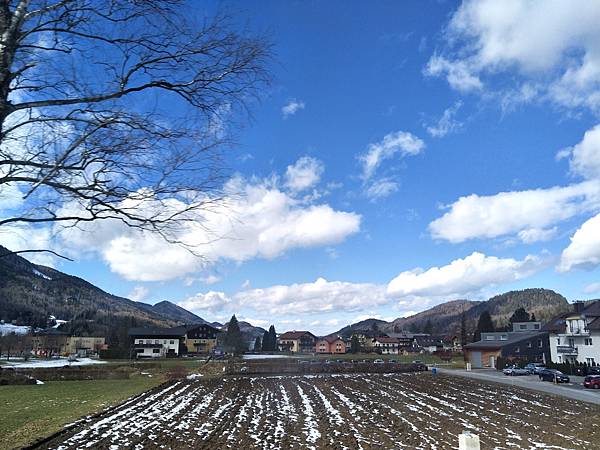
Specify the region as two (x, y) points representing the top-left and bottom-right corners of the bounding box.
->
(0, 245), (583, 347)
(332, 288), (572, 338)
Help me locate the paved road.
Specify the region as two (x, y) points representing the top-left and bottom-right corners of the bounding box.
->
(435, 367), (600, 405)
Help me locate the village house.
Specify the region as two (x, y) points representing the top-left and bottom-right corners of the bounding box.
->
(185, 324), (219, 355)
(31, 330), (106, 357)
(316, 336), (346, 354)
(373, 336), (402, 355)
(129, 326), (185, 358)
(545, 301), (600, 366)
(464, 322), (550, 369)
(278, 331), (317, 353)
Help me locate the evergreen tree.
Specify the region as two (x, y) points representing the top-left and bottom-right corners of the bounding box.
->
(371, 321), (379, 333)
(268, 325), (277, 352)
(530, 312), (537, 322)
(225, 315), (245, 354)
(261, 330), (270, 351)
(475, 311), (495, 342)
(509, 307), (530, 325)
(350, 334), (361, 353)
(424, 319), (433, 335)
(254, 336), (261, 352)
(460, 313), (468, 346)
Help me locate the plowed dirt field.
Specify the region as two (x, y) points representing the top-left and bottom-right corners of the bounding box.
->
(38, 373), (600, 449)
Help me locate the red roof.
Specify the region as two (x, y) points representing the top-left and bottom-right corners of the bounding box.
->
(374, 337), (400, 344)
(279, 331), (315, 340)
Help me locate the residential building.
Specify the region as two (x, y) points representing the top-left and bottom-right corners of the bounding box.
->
(316, 336), (346, 354)
(414, 336), (445, 353)
(185, 324), (219, 354)
(31, 329), (71, 356)
(464, 322), (550, 369)
(278, 331), (317, 353)
(68, 336), (106, 356)
(373, 336), (401, 355)
(129, 326), (185, 358)
(546, 301), (600, 365)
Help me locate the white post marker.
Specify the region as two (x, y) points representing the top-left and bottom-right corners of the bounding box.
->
(466, 362), (472, 371)
(458, 431), (480, 450)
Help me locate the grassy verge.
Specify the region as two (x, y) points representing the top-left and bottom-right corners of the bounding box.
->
(0, 375), (162, 450)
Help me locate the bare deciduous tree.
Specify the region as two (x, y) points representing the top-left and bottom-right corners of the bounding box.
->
(0, 0), (270, 257)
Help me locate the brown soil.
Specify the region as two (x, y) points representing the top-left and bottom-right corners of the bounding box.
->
(35, 373), (600, 449)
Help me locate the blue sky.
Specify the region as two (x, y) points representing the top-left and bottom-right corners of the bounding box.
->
(3, 0), (600, 334)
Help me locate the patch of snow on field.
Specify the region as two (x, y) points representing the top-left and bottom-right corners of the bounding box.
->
(241, 354), (296, 360)
(0, 323), (30, 336)
(3, 358), (106, 368)
(296, 384), (320, 448)
(186, 373), (203, 380)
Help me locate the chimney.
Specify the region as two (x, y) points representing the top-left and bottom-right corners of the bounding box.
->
(573, 301), (585, 313)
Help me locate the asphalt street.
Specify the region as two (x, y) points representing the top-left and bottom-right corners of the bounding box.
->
(435, 367), (600, 406)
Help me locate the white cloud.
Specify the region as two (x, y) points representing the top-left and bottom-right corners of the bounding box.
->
(563, 123), (600, 180)
(358, 131), (425, 181)
(426, 101), (463, 138)
(583, 282), (600, 295)
(429, 181), (600, 243)
(517, 227), (558, 244)
(282, 99), (305, 118)
(387, 252), (545, 299)
(284, 156), (324, 192)
(128, 286), (149, 302)
(0, 225), (56, 266)
(427, 0), (600, 112)
(178, 291), (232, 314)
(58, 176), (361, 281)
(235, 277), (388, 316)
(558, 213), (600, 272)
(364, 178), (399, 200)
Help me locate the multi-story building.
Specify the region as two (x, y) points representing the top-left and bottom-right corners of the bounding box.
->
(185, 324), (219, 354)
(316, 336), (346, 354)
(373, 336), (401, 355)
(278, 331), (317, 353)
(129, 327), (185, 358)
(464, 322), (550, 369)
(546, 301), (600, 365)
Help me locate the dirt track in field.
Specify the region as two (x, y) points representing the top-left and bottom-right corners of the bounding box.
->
(37, 373), (600, 449)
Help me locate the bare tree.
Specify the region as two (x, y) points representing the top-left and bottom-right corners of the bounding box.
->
(0, 0), (270, 257)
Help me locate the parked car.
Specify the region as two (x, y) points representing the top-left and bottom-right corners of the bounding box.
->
(373, 359), (385, 364)
(539, 369), (570, 383)
(524, 362), (545, 374)
(503, 365), (529, 376)
(583, 375), (600, 389)
(575, 366), (600, 376)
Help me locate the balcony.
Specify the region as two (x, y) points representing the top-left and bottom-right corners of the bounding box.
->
(134, 343), (163, 349)
(564, 328), (589, 336)
(556, 346), (578, 355)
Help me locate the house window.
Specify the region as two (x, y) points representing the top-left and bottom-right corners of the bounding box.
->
(527, 341), (532, 348)
(152, 349), (160, 353)
(170, 340), (175, 345)
(587, 358), (595, 365)
(557, 337), (560, 345)
(519, 324), (527, 330)
(585, 338), (593, 345)
(500, 335), (507, 341)
(538, 339), (543, 348)
(515, 346), (520, 353)
(558, 355), (562, 363)
(534, 324), (540, 329)
(485, 335), (495, 341)
(155, 340), (159, 344)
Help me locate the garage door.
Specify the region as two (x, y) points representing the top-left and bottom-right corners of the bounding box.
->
(471, 351), (482, 368)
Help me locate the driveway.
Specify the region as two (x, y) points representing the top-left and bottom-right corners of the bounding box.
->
(435, 367), (600, 405)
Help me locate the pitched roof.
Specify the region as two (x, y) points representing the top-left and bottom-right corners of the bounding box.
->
(317, 336), (344, 344)
(374, 336), (401, 344)
(279, 331), (316, 340)
(128, 326), (187, 337)
(465, 331), (547, 350)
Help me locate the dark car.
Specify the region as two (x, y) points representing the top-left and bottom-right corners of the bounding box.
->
(539, 368), (570, 383)
(524, 362), (545, 374)
(583, 375), (600, 389)
(575, 366), (600, 376)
